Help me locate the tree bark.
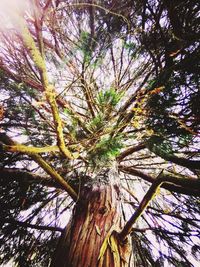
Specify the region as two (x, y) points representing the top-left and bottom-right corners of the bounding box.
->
(50, 182), (132, 267)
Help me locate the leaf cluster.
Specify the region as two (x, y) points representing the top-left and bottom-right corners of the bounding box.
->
(88, 134), (123, 167)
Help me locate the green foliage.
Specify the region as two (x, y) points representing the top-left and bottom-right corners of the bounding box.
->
(0, 0), (199, 266)
(177, 134), (193, 148)
(87, 88), (124, 134)
(88, 134), (123, 166)
(87, 113), (105, 132)
(64, 108), (80, 139)
(146, 135), (173, 158)
(97, 88), (124, 110)
(0, 174), (55, 266)
(123, 41), (136, 51)
(0, 227), (58, 267)
(123, 41), (137, 57)
(145, 77), (197, 150)
(79, 31), (92, 63)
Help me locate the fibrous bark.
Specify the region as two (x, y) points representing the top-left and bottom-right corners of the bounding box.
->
(51, 178), (132, 267)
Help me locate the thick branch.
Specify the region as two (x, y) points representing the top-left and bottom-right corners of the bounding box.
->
(162, 154), (200, 170)
(0, 133), (78, 201)
(118, 178), (163, 241)
(146, 139), (200, 170)
(2, 144), (59, 154)
(117, 143), (146, 161)
(31, 154), (78, 201)
(119, 165), (200, 196)
(16, 14), (73, 159)
(119, 173), (200, 241)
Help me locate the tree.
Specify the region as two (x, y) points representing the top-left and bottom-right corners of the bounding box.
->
(0, 0), (200, 266)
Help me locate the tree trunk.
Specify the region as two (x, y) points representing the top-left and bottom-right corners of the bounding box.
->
(50, 181), (132, 267)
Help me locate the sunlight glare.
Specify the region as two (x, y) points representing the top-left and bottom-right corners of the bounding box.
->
(0, 0), (27, 29)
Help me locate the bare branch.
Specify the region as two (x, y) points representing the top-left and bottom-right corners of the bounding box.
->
(118, 177), (163, 241)
(0, 168), (62, 189)
(2, 218), (63, 232)
(117, 143), (146, 161)
(0, 133), (78, 201)
(119, 173), (200, 241)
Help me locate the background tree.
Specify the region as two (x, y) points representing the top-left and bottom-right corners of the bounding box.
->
(0, 0), (199, 266)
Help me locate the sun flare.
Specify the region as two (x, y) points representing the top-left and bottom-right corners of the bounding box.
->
(0, 0), (27, 29)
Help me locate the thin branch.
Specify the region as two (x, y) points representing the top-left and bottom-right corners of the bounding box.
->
(118, 173), (200, 241)
(80, 71), (96, 118)
(31, 154), (78, 201)
(147, 141), (200, 170)
(118, 177), (163, 241)
(16, 13), (74, 159)
(119, 165), (200, 196)
(0, 133), (78, 201)
(0, 168), (62, 189)
(2, 218), (63, 232)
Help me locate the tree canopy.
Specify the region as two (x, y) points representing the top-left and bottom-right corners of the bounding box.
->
(0, 0), (200, 266)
